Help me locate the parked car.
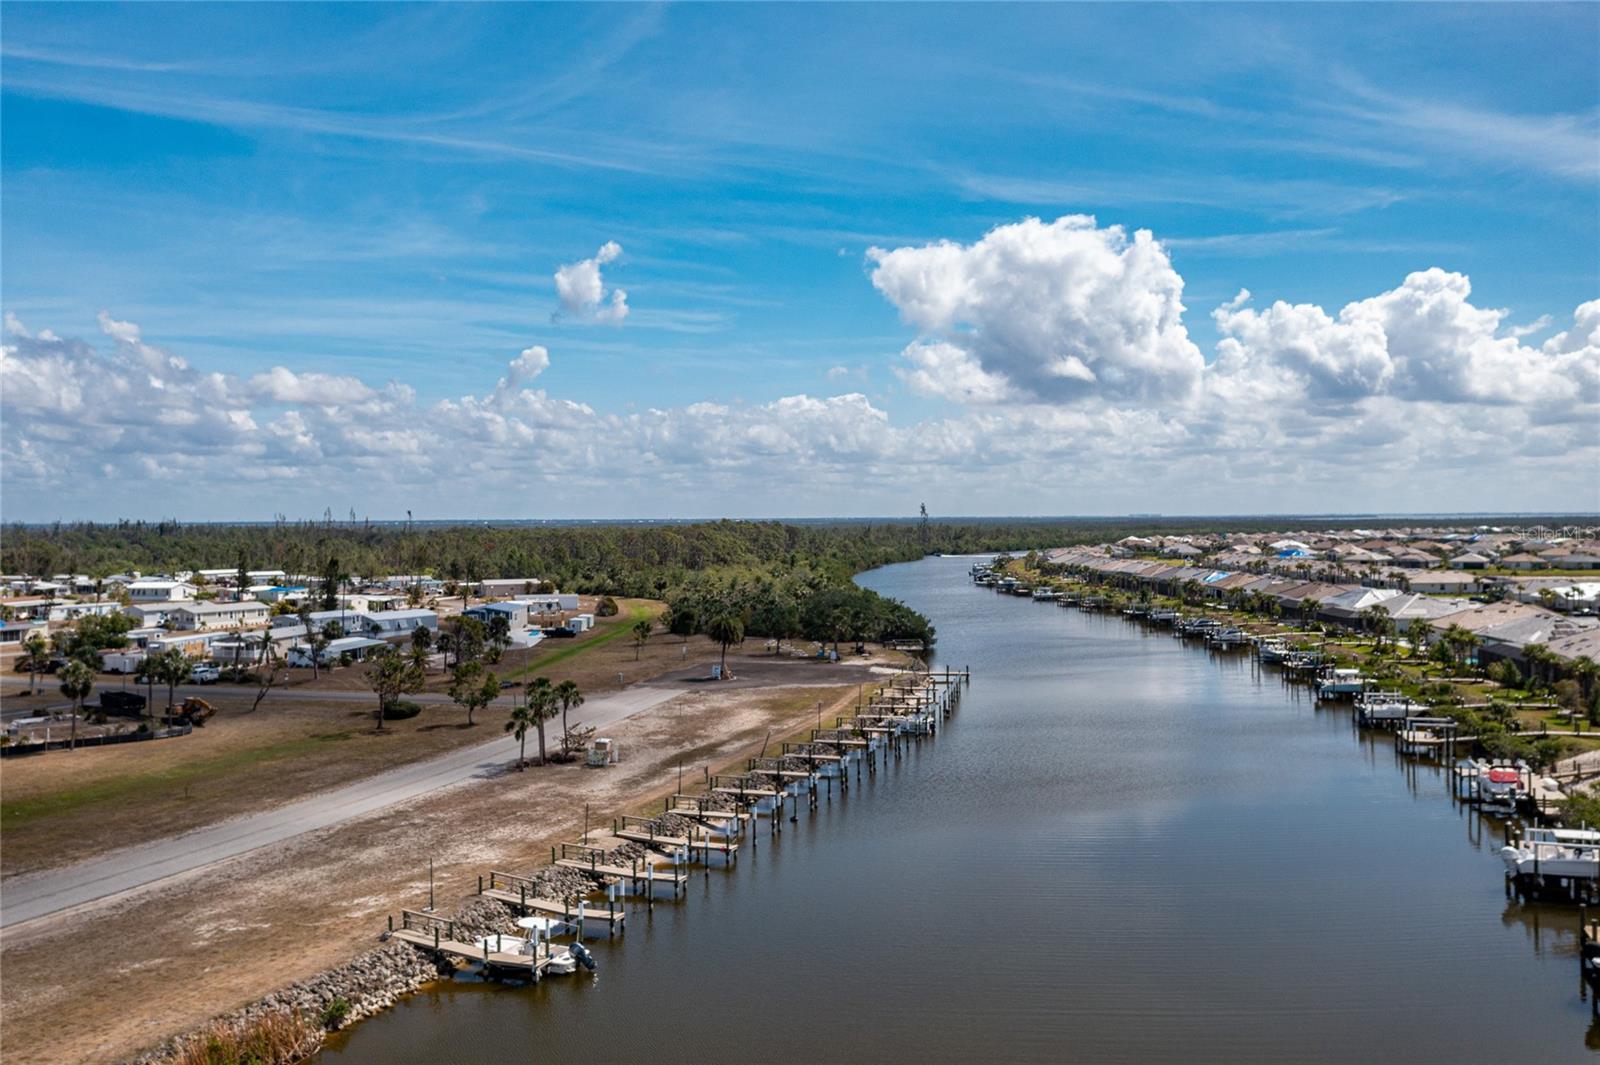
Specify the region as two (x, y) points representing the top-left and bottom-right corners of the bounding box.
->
(188, 664), (221, 684)
(541, 627), (578, 639)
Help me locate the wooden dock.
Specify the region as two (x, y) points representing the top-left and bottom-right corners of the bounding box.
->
(389, 909), (555, 979)
(552, 843), (691, 894)
(477, 870), (627, 930)
(376, 666), (970, 988)
(667, 794), (750, 826)
(613, 815), (739, 858)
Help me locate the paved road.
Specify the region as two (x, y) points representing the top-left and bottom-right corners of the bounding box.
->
(0, 681), (553, 720)
(0, 686), (680, 931)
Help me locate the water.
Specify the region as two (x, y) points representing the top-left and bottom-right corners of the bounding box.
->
(319, 555), (1596, 1063)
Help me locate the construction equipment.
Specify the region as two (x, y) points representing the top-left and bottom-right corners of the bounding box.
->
(170, 697), (216, 727)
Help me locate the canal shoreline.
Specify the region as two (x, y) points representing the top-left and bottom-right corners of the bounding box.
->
(122, 677), (902, 1065)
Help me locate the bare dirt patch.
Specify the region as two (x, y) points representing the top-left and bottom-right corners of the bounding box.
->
(0, 623), (898, 877)
(0, 682), (867, 1065)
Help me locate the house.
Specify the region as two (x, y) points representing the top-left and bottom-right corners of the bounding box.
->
(146, 631), (222, 658)
(1499, 553), (1550, 571)
(123, 601), (188, 628)
(1503, 580), (1600, 614)
(0, 597), (56, 621)
(49, 600), (123, 622)
(288, 635), (388, 667)
(514, 593), (581, 616)
(1318, 587), (1403, 625)
(1549, 554), (1600, 571)
(253, 585), (309, 604)
(168, 601), (271, 631)
(380, 575), (447, 594)
(127, 579), (197, 602)
(479, 577), (546, 598)
(337, 593), (407, 614)
(1378, 593), (1475, 631)
(1548, 628), (1600, 667)
(0, 618), (49, 645)
(1475, 613), (1599, 666)
(364, 608), (439, 640)
(465, 601), (532, 628)
(1448, 552), (1493, 570)
(1409, 571), (1481, 595)
(1388, 548), (1438, 569)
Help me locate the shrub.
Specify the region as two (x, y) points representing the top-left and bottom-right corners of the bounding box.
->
(595, 596), (619, 617)
(169, 1009), (319, 1065)
(319, 997), (351, 1030)
(382, 700), (422, 721)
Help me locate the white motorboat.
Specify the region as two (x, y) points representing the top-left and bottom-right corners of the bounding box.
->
(1475, 765), (1523, 811)
(1316, 668), (1365, 698)
(1501, 825), (1600, 880)
(1256, 640), (1290, 662)
(1207, 627), (1248, 648)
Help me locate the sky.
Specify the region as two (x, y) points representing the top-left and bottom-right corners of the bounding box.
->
(2, 2), (1597, 522)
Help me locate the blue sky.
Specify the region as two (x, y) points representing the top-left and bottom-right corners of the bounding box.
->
(2, 3), (1597, 520)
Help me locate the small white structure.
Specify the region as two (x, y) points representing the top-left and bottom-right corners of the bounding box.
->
(128, 579), (197, 602)
(288, 635), (388, 667)
(364, 608), (439, 640)
(587, 737), (619, 767)
(101, 649), (149, 673)
(169, 601), (270, 631)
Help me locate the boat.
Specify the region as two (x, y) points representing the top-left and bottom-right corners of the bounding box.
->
(1206, 627), (1248, 648)
(1354, 691), (1427, 724)
(1316, 667), (1365, 699)
(1501, 824), (1600, 881)
(1476, 763), (1525, 812)
(1256, 640), (1290, 663)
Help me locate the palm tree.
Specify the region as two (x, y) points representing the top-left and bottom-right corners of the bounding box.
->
(504, 701), (535, 770)
(1523, 643), (1556, 691)
(409, 625), (433, 674)
(1571, 656), (1599, 700)
(524, 677), (559, 765)
(152, 648), (189, 715)
(1408, 620), (1434, 660)
(58, 659), (94, 751)
(705, 610), (745, 675)
(631, 618), (652, 660)
(555, 679), (583, 741)
(297, 606), (323, 679)
(134, 654), (160, 732)
(19, 633), (50, 695)
(1300, 598), (1321, 627)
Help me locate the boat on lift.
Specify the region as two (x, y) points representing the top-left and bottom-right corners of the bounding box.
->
(1207, 627), (1249, 648)
(1501, 826), (1600, 880)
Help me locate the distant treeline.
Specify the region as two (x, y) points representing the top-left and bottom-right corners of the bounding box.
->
(4, 515), (1593, 589)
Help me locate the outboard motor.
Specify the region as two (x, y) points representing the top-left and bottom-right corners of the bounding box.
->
(570, 942), (597, 972)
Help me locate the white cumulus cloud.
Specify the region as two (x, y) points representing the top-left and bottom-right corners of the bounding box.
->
(554, 240), (629, 322)
(868, 215), (1203, 404)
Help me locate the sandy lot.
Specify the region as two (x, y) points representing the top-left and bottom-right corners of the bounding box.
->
(1, 620), (872, 877)
(0, 680), (871, 1065)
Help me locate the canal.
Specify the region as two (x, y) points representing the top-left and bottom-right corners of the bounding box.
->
(318, 554), (1595, 1062)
